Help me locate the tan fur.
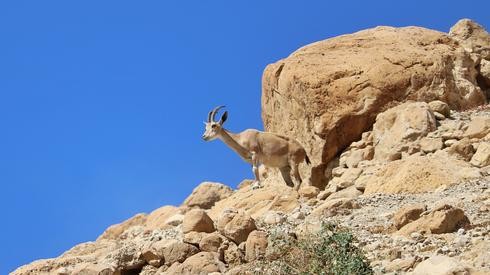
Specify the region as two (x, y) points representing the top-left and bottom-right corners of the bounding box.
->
(203, 107), (310, 190)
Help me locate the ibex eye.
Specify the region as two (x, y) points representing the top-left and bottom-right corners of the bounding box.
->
(211, 124), (217, 129)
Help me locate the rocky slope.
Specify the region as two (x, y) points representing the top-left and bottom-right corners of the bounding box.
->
(12, 19), (490, 275)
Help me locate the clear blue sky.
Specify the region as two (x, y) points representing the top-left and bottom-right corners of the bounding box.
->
(1, 1), (488, 273)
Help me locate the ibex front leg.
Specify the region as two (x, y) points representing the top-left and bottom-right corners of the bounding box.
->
(251, 151), (262, 189)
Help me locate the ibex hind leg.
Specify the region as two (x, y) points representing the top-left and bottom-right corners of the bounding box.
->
(291, 163), (302, 191)
(279, 166), (294, 188)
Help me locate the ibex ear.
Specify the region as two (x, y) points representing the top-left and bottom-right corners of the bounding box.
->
(219, 111), (228, 125)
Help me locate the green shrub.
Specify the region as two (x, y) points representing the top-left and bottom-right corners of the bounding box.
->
(255, 223), (373, 275)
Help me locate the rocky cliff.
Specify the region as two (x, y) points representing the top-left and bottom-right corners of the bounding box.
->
(12, 19), (490, 275)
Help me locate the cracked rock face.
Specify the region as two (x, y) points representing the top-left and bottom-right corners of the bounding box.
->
(262, 20), (490, 188)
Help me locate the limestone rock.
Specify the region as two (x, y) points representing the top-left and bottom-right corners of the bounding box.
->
(245, 230), (268, 262)
(163, 213), (184, 227)
(182, 209), (215, 234)
(470, 142), (490, 167)
(262, 24), (486, 187)
(223, 241), (245, 266)
(145, 205), (179, 230)
(183, 182), (233, 209)
(70, 263), (115, 275)
(413, 255), (470, 275)
(449, 18), (490, 59)
(428, 100), (451, 117)
(262, 211), (286, 225)
(298, 185), (319, 199)
(98, 213), (147, 240)
(183, 231), (207, 246)
(216, 208), (238, 233)
(365, 152), (480, 194)
(393, 203), (426, 230)
(327, 186), (362, 200)
(447, 138), (476, 161)
(397, 205), (470, 235)
(310, 198), (358, 217)
(373, 102), (436, 161)
(141, 239), (169, 267)
(336, 167), (363, 189)
(162, 240), (199, 265)
(223, 212), (257, 244)
(199, 232), (226, 253)
(163, 252), (225, 274)
(464, 117), (490, 138)
(480, 59), (490, 87)
(419, 137), (444, 153)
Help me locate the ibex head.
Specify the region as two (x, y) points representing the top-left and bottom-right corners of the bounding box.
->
(202, 105), (228, 141)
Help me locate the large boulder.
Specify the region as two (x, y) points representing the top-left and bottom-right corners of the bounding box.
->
(372, 102), (436, 160)
(182, 182), (234, 209)
(182, 209), (216, 234)
(262, 21), (489, 187)
(413, 255), (470, 275)
(364, 151), (481, 194)
(222, 212), (257, 244)
(397, 204), (470, 236)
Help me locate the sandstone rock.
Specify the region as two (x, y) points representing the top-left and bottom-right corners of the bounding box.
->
(413, 255), (470, 275)
(199, 232), (226, 253)
(298, 185), (319, 198)
(464, 117), (490, 138)
(245, 230), (268, 262)
(470, 142), (490, 167)
(183, 182), (233, 209)
(223, 212), (257, 244)
(145, 205), (179, 230)
(163, 252), (225, 274)
(419, 137), (444, 153)
(182, 209), (215, 234)
(373, 102), (437, 161)
(98, 213), (147, 240)
(397, 205), (470, 236)
(428, 100), (451, 117)
(162, 240), (199, 265)
(263, 23), (487, 187)
(393, 203), (426, 230)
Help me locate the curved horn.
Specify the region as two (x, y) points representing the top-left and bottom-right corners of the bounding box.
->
(209, 105), (225, 122)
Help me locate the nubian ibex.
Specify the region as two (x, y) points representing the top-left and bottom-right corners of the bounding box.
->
(202, 106), (311, 190)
